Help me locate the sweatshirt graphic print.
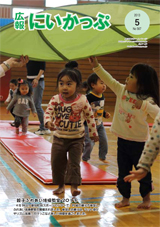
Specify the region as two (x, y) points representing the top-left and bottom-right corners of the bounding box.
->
(44, 94), (98, 139)
(7, 94), (36, 117)
(86, 92), (106, 126)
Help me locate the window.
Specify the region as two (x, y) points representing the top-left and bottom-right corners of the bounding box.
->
(12, 8), (44, 18)
(45, 0), (77, 7)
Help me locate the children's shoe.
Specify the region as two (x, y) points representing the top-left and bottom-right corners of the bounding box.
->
(16, 128), (19, 134)
(43, 128), (51, 135)
(10, 122), (16, 127)
(34, 129), (51, 135)
(34, 129), (45, 135)
(99, 158), (109, 164)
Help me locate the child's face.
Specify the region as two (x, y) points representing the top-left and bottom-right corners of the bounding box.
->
(58, 75), (77, 101)
(82, 87), (87, 92)
(19, 84), (29, 96)
(125, 73), (138, 93)
(91, 79), (106, 95)
(10, 83), (17, 91)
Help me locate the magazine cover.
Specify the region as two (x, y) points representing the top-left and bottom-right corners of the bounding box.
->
(0, 0), (159, 226)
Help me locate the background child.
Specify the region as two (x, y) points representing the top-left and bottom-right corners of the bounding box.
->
(124, 110), (160, 182)
(82, 73), (110, 163)
(44, 61), (99, 196)
(89, 56), (159, 209)
(82, 81), (90, 94)
(7, 78), (37, 135)
(4, 79), (18, 126)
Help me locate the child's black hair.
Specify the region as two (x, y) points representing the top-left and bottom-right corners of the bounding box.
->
(130, 63), (159, 106)
(82, 81), (90, 94)
(16, 78), (32, 96)
(10, 79), (18, 86)
(57, 61), (82, 87)
(87, 73), (100, 90)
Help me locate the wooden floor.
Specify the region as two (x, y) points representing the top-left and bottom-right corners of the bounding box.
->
(0, 105), (160, 227)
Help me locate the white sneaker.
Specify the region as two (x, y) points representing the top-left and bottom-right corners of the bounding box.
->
(34, 129), (44, 135)
(43, 129), (51, 135)
(34, 129), (51, 135)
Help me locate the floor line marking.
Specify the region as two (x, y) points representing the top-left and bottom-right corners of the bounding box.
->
(0, 156), (36, 199)
(0, 156), (62, 227)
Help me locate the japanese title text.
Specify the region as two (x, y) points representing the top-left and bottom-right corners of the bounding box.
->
(14, 12), (111, 31)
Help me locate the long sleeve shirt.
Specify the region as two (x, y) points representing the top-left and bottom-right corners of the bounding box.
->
(0, 65), (5, 78)
(86, 91), (106, 126)
(7, 94), (36, 117)
(137, 111), (160, 171)
(44, 94), (98, 139)
(5, 89), (17, 103)
(93, 64), (159, 142)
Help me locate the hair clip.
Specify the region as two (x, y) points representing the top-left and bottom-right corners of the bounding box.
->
(18, 79), (23, 83)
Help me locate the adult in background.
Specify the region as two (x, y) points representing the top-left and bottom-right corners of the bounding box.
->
(0, 56), (29, 78)
(26, 60), (51, 135)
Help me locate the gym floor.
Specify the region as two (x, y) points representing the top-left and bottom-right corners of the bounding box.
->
(0, 105), (159, 227)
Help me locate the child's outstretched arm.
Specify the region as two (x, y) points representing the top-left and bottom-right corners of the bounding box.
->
(88, 56), (123, 96)
(88, 56), (99, 68)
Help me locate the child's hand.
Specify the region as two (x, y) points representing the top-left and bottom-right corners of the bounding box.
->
(90, 135), (99, 142)
(46, 121), (56, 131)
(105, 112), (111, 119)
(124, 168), (148, 182)
(88, 56), (99, 68)
(135, 100), (143, 109)
(4, 101), (9, 105)
(33, 113), (37, 117)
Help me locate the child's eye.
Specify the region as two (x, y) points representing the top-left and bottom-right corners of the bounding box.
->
(67, 83), (72, 86)
(59, 82), (63, 86)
